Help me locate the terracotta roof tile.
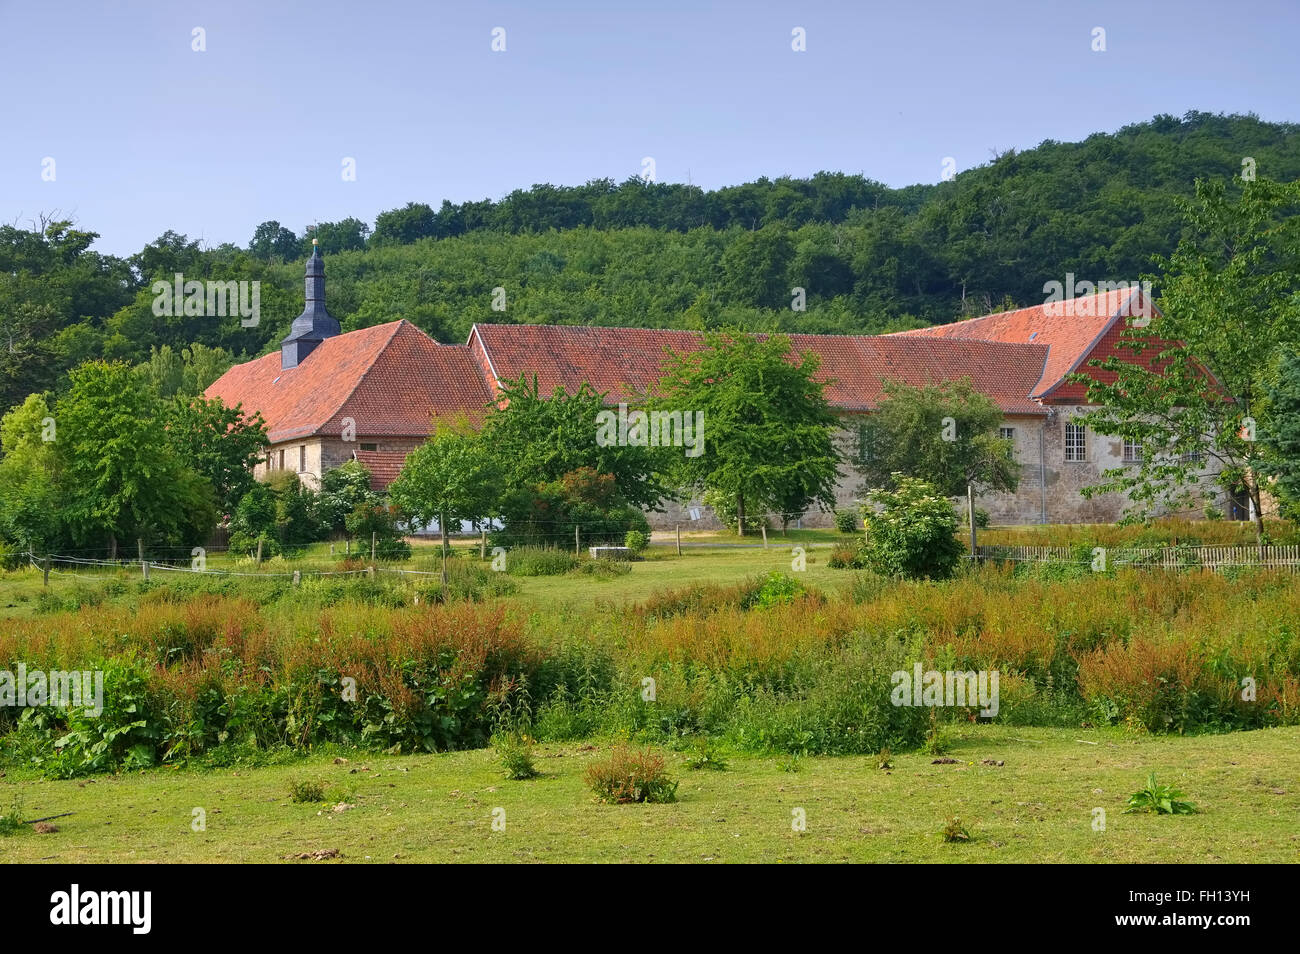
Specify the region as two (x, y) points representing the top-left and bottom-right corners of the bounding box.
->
(206, 320), (493, 443)
(470, 323), (1049, 414)
(889, 287), (1156, 399)
(353, 450), (407, 491)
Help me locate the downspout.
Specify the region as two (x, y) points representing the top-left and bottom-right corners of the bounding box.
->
(1039, 417), (1047, 524)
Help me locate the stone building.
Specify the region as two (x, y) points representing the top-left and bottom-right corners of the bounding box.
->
(207, 249), (1227, 526)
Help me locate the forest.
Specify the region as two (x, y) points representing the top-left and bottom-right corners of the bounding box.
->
(2, 111), (1298, 411)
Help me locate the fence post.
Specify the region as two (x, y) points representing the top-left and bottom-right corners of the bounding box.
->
(42, 554), (50, 587)
(292, 570), (301, 587)
(761, 525), (768, 549)
(967, 484), (977, 560)
(371, 532), (376, 562)
(256, 537), (263, 564)
(575, 525), (580, 555)
(480, 527), (487, 560)
(141, 560), (149, 581)
(676, 524), (681, 556)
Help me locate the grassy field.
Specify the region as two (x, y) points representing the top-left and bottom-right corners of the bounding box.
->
(3, 521), (1297, 864)
(3, 725), (1295, 863)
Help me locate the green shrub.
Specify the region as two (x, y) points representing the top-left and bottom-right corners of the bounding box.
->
(1124, 774), (1198, 815)
(834, 510), (859, 534)
(942, 815), (972, 843)
(827, 546), (863, 569)
(493, 732), (539, 780)
(746, 571), (806, 609)
(0, 793), (24, 836)
(624, 530), (649, 553)
(585, 746), (678, 803)
(683, 735), (728, 771)
(288, 778), (326, 803)
(860, 477), (964, 580)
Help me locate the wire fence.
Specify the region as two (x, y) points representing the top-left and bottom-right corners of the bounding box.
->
(975, 543), (1300, 572)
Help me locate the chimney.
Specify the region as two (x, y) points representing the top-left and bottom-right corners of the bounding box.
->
(281, 238), (341, 369)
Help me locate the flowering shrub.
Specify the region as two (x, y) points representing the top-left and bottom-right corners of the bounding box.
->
(860, 476), (964, 580)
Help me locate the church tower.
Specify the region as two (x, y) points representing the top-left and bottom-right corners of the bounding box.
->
(280, 239), (341, 368)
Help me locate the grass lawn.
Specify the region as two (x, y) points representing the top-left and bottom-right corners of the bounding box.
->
(507, 543), (844, 609)
(0, 538), (852, 618)
(3, 725), (1296, 863)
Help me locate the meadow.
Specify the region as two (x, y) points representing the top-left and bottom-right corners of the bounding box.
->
(1, 520), (1297, 863)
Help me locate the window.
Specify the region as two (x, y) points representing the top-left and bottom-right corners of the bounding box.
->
(298, 445), (306, 472)
(1122, 438), (1142, 463)
(359, 442), (378, 452)
(1064, 423), (1087, 462)
(277, 448), (285, 470)
(999, 427), (1015, 442)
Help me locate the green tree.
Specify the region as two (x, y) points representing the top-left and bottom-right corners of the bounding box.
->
(0, 394), (65, 555)
(1077, 177), (1300, 547)
(389, 420), (497, 583)
(58, 362), (216, 554)
(481, 377), (665, 545)
(164, 395), (268, 514)
(317, 459), (380, 540)
(248, 221), (300, 261)
(857, 378), (1018, 498)
(1260, 350), (1300, 521)
(654, 332), (841, 533)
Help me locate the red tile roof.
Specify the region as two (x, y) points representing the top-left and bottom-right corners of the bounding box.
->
(353, 450), (407, 491)
(469, 323), (1050, 415)
(206, 320), (493, 443)
(890, 287), (1156, 400)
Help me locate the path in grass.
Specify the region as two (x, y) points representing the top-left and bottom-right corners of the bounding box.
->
(3, 726), (1296, 863)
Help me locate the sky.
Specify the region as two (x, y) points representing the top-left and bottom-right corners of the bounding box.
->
(2, 0), (1298, 257)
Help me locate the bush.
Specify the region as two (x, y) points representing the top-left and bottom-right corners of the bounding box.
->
(827, 546), (863, 569)
(834, 510), (859, 534)
(746, 571), (806, 609)
(288, 778), (326, 803)
(683, 735), (728, 771)
(585, 746), (678, 803)
(859, 476), (964, 580)
(0, 793), (24, 836)
(624, 530), (649, 553)
(493, 732), (539, 780)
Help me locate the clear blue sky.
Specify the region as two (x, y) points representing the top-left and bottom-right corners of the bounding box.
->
(2, 0), (1297, 256)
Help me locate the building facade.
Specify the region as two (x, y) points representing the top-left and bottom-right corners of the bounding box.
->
(207, 250), (1226, 527)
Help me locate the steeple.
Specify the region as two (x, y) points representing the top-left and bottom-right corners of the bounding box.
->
(281, 238), (341, 369)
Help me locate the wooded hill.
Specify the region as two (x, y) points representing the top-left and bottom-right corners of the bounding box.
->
(2, 111), (1297, 410)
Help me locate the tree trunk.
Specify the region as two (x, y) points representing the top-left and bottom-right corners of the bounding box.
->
(1245, 470), (1266, 556)
(440, 510), (449, 588)
(736, 493), (746, 537)
(108, 533), (117, 560)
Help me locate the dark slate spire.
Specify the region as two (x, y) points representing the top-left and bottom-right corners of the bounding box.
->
(281, 239), (341, 369)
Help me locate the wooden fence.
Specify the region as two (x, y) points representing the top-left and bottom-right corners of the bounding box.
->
(975, 543), (1300, 572)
